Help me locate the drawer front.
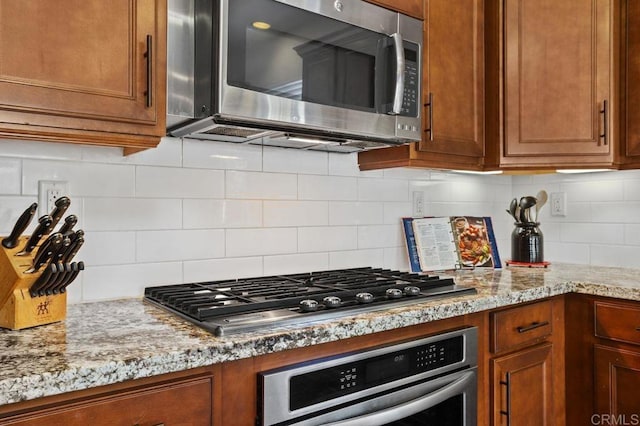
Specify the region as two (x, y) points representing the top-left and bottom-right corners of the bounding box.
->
(3, 376), (212, 426)
(595, 301), (640, 346)
(491, 300), (553, 353)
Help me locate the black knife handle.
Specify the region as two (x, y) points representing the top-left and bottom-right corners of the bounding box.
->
(47, 196), (71, 234)
(62, 236), (84, 263)
(29, 263), (57, 297)
(17, 215), (53, 256)
(59, 261), (84, 294)
(2, 203), (38, 249)
(58, 214), (78, 235)
(26, 233), (63, 273)
(40, 262), (66, 296)
(52, 236), (71, 263)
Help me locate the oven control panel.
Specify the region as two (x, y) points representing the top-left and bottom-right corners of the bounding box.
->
(288, 335), (464, 411)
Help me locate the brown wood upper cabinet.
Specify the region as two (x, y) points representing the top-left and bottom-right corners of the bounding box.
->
(0, 0), (167, 154)
(622, 0), (640, 167)
(365, 0), (424, 19)
(487, 0), (619, 170)
(359, 0), (485, 171)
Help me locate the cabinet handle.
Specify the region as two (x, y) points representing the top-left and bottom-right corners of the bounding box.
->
(133, 424), (164, 426)
(500, 372), (511, 426)
(144, 34), (153, 108)
(599, 100), (608, 145)
(635, 326), (640, 331)
(516, 321), (549, 333)
(424, 92), (434, 141)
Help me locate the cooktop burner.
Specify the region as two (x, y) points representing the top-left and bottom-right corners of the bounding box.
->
(144, 267), (476, 336)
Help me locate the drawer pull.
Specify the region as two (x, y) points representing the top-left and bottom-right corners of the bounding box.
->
(144, 34), (153, 108)
(500, 372), (512, 426)
(516, 321), (549, 333)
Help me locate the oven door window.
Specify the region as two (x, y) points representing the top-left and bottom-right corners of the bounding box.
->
(226, 0), (395, 113)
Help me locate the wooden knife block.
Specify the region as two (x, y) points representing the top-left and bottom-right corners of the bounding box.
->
(0, 236), (67, 330)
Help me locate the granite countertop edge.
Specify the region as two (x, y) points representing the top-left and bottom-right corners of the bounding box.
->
(2, 264), (640, 407)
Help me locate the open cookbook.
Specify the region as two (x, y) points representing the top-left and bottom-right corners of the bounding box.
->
(402, 216), (501, 272)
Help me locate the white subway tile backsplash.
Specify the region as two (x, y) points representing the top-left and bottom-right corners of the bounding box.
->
(80, 137), (182, 167)
(329, 153), (383, 177)
(384, 247), (410, 271)
(83, 198), (182, 231)
(226, 171), (297, 200)
(298, 226), (357, 252)
(0, 159), (20, 195)
(357, 224), (403, 249)
(136, 166), (224, 198)
(358, 178), (409, 202)
(183, 199), (262, 229)
(299, 175), (357, 200)
(263, 201), (328, 227)
(183, 257), (263, 282)
(329, 249), (384, 269)
(23, 160), (135, 197)
(81, 231), (136, 266)
(561, 180), (624, 202)
(136, 229), (225, 262)
(264, 253), (330, 275)
(82, 262), (183, 301)
(183, 139), (263, 171)
(383, 202), (412, 224)
(560, 223), (624, 244)
(544, 242), (590, 264)
(226, 228), (297, 256)
(329, 201), (383, 226)
(0, 196), (43, 234)
(263, 147), (328, 175)
(0, 139), (83, 161)
(591, 202), (640, 223)
(590, 244), (636, 268)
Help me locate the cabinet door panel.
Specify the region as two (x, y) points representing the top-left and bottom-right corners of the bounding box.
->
(492, 343), (553, 426)
(419, 0), (484, 162)
(0, 0), (157, 126)
(625, 0), (640, 159)
(504, 0), (611, 158)
(595, 344), (640, 416)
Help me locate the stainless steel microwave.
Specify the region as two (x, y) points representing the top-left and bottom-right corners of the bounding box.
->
(167, 0), (423, 152)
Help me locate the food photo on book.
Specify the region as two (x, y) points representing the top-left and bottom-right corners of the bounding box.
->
(402, 216), (501, 273)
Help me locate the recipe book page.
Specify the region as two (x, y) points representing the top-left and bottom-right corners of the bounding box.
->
(411, 217), (458, 271)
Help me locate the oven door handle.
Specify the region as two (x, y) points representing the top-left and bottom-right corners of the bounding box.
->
(323, 370), (475, 426)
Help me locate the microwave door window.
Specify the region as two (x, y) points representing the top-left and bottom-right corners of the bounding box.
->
(226, 0), (385, 112)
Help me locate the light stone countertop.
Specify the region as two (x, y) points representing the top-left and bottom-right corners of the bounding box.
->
(1, 262), (639, 407)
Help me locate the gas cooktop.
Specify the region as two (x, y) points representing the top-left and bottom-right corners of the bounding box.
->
(144, 267), (476, 336)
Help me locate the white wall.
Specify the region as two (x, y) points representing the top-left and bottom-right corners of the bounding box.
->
(0, 137), (511, 302)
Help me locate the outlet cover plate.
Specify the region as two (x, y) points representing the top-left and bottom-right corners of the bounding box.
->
(38, 180), (69, 216)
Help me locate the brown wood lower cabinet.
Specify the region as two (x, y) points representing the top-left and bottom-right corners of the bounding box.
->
(595, 344), (640, 417)
(0, 368), (216, 426)
(492, 343), (554, 425)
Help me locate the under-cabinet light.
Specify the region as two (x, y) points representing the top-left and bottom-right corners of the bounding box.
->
(555, 169), (614, 174)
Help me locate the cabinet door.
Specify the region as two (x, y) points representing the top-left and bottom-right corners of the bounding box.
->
(418, 0), (484, 169)
(0, 0), (165, 151)
(595, 345), (640, 417)
(624, 0), (640, 164)
(492, 343), (554, 426)
(502, 0), (612, 167)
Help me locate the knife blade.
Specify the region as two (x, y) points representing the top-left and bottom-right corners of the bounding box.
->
(1, 202), (38, 249)
(16, 215), (53, 256)
(29, 262), (58, 297)
(46, 196), (71, 234)
(58, 214), (77, 235)
(25, 232), (63, 273)
(58, 261), (84, 294)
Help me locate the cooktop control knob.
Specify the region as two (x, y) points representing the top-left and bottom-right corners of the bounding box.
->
(299, 299), (319, 312)
(385, 288), (403, 299)
(323, 296), (342, 308)
(355, 292), (374, 304)
(403, 286), (421, 296)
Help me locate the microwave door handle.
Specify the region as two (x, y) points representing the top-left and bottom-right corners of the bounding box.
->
(390, 32), (405, 115)
(323, 370), (475, 426)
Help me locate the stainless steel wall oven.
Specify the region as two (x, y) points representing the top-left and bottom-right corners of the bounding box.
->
(259, 327), (478, 425)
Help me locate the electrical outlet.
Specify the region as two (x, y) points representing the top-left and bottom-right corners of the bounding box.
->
(38, 180), (69, 216)
(550, 191), (567, 217)
(412, 191), (426, 217)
